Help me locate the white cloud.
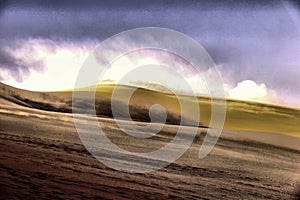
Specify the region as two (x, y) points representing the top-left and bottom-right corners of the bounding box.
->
(2, 39), (95, 91)
(227, 80), (281, 104)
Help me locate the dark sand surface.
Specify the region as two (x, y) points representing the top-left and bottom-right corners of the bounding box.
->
(1, 96), (300, 199)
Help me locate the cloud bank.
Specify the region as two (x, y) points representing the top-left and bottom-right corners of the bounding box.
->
(0, 0), (299, 107)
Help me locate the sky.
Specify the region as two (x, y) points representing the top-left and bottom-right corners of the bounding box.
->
(0, 0), (299, 107)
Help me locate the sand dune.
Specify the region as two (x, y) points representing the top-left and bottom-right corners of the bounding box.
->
(1, 82), (299, 137)
(0, 82), (300, 199)
(0, 82), (188, 126)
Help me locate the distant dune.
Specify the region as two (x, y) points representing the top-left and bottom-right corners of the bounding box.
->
(0, 82), (186, 126)
(0, 82), (299, 137)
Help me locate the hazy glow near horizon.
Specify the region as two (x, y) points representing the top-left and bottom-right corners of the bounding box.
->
(0, 38), (295, 108)
(2, 39), (91, 91)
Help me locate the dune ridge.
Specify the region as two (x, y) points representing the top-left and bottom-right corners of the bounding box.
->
(0, 82), (299, 137)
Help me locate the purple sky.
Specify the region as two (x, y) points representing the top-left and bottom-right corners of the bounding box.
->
(0, 0), (299, 107)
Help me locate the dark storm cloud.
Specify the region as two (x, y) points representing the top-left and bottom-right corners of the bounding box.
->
(0, 0), (286, 41)
(0, 0), (7, 12)
(4, 0), (279, 10)
(0, 44), (45, 82)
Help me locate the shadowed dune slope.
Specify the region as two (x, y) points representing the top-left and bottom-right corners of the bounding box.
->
(0, 82), (299, 137)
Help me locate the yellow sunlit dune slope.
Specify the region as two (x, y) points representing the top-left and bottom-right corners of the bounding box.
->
(1, 82), (299, 137)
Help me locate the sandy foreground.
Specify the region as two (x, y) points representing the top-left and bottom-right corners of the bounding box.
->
(0, 97), (300, 199)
